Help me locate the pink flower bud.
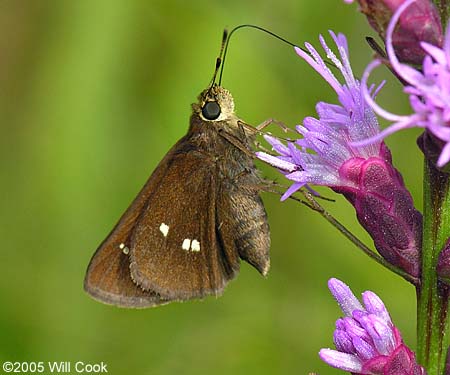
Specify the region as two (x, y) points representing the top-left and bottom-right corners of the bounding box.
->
(335, 146), (422, 278)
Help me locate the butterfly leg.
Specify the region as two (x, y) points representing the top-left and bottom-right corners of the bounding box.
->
(253, 140), (274, 154)
(217, 128), (256, 158)
(235, 120), (297, 155)
(237, 118), (294, 135)
(240, 177), (314, 208)
(255, 118), (291, 132)
(218, 122), (292, 157)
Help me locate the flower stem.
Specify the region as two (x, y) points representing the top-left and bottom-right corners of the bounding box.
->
(299, 190), (419, 284)
(417, 159), (450, 375)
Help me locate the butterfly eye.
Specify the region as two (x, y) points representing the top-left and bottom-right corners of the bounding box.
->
(202, 101), (221, 120)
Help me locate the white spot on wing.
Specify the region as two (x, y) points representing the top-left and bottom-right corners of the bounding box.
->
(182, 239), (191, 251)
(191, 239), (200, 252)
(159, 223), (169, 237)
(119, 243), (129, 255)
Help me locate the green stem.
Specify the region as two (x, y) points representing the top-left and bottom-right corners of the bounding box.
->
(298, 190), (419, 285)
(417, 160), (450, 375)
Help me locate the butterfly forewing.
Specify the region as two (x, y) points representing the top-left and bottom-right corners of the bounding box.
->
(84, 138), (189, 307)
(129, 149), (240, 300)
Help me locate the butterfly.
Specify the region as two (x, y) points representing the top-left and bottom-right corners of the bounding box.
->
(84, 84), (271, 308)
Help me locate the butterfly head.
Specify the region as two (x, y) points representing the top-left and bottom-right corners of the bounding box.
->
(194, 85), (236, 122)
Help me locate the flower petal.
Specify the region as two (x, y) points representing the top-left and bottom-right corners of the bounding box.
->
(328, 278), (364, 316)
(280, 182), (305, 201)
(362, 291), (392, 324)
(255, 152), (298, 172)
(319, 349), (363, 372)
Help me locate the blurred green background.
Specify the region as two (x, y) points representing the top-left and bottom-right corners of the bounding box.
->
(0, 1), (423, 374)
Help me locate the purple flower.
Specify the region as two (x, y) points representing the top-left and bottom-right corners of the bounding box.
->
(360, 0), (450, 167)
(257, 31), (422, 277)
(320, 278), (426, 375)
(257, 31), (384, 199)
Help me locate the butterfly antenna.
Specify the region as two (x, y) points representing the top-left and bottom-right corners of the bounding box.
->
(207, 29), (228, 94)
(218, 24), (336, 85)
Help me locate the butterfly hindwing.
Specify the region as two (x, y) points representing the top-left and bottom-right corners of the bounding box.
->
(217, 174), (270, 276)
(84, 243), (167, 308)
